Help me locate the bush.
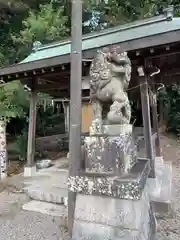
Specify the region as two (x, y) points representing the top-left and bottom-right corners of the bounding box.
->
(15, 128), (47, 161)
(158, 84), (180, 135)
(15, 129), (28, 161)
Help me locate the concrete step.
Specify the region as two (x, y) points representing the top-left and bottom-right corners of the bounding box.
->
(23, 169), (68, 189)
(147, 156), (172, 214)
(22, 200), (67, 226)
(23, 185), (68, 205)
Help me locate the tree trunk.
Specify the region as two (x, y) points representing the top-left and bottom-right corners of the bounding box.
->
(0, 120), (7, 179)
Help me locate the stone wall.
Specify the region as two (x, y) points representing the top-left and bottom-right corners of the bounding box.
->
(36, 134), (68, 152)
(36, 133), (89, 153)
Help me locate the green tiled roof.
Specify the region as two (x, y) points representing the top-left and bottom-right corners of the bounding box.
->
(21, 13), (180, 64)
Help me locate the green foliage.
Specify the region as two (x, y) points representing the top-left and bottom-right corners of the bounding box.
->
(159, 84), (180, 135)
(13, 103), (65, 161)
(12, 3), (69, 60)
(83, 0), (180, 33)
(0, 0), (29, 66)
(15, 129), (28, 161)
(0, 0), (52, 65)
(36, 105), (65, 137)
(83, 0), (159, 32)
(14, 127), (47, 161)
(0, 81), (29, 121)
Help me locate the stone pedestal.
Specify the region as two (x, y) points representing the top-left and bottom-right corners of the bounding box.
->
(68, 124), (156, 239)
(73, 191), (154, 240)
(68, 160), (156, 240)
(24, 166), (37, 177)
(84, 124), (137, 174)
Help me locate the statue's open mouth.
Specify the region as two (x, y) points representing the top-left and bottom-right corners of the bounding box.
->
(107, 56), (129, 67)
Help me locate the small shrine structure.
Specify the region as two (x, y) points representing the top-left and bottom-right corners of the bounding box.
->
(0, 5), (177, 238)
(0, 6), (178, 177)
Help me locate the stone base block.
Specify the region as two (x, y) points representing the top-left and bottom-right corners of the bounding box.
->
(68, 159), (150, 200)
(72, 188), (156, 240)
(0, 172), (7, 180)
(147, 157), (172, 213)
(23, 200), (67, 217)
(23, 185), (67, 204)
(73, 221), (140, 240)
(84, 124), (137, 174)
(103, 124), (132, 135)
(24, 166), (37, 177)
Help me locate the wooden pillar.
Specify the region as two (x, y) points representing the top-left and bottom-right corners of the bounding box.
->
(68, 0), (82, 236)
(159, 88), (168, 132)
(27, 90), (37, 167)
(159, 99), (164, 128)
(138, 66), (155, 178)
(151, 83), (161, 157)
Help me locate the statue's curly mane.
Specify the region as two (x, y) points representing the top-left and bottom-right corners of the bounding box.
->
(89, 51), (111, 96)
(89, 50), (131, 98)
(89, 47), (132, 125)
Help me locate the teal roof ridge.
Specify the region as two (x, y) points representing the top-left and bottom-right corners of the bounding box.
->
(20, 9), (180, 65)
(34, 13), (169, 52)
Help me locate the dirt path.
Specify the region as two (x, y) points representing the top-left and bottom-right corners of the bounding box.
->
(0, 191), (69, 240)
(156, 133), (180, 239)
(160, 133), (180, 165)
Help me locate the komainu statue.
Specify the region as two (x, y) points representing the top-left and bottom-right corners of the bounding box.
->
(89, 45), (132, 129)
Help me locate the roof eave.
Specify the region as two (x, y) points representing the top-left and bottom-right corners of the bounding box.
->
(0, 21), (179, 79)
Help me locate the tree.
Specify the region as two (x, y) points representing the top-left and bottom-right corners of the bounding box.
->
(0, 81), (28, 178)
(82, 0), (156, 32)
(0, 0), (52, 66)
(159, 84), (180, 135)
(0, 2), (70, 166)
(12, 3), (69, 61)
(0, 0), (30, 66)
(82, 0), (180, 32)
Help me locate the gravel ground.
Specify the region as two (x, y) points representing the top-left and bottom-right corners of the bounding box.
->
(0, 191), (70, 240)
(156, 165), (180, 240)
(156, 133), (180, 240)
(1, 167), (180, 240)
(0, 133), (179, 239)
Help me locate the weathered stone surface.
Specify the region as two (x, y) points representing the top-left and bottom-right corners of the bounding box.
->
(84, 127), (137, 174)
(103, 124), (132, 135)
(147, 157), (172, 213)
(89, 47), (131, 126)
(69, 45), (157, 239)
(160, 161), (172, 202)
(23, 185), (67, 204)
(72, 187), (155, 240)
(24, 166), (37, 177)
(36, 134), (68, 152)
(68, 159), (150, 200)
(23, 200), (67, 219)
(36, 159), (53, 169)
(74, 190), (149, 229)
(72, 221), (140, 240)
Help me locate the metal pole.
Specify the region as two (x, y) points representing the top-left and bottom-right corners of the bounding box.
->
(68, 0), (82, 237)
